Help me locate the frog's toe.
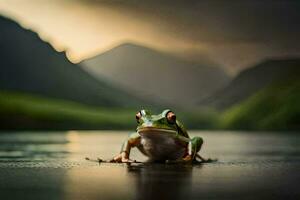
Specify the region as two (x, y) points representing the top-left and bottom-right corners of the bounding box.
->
(195, 154), (217, 163)
(110, 154), (122, 162)
(183, 155), (193, 162)
(121, 158), (136, 163)
(205, 158), (218, 163)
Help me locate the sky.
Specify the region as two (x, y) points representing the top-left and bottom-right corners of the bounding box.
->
(0, 0), (299, 74)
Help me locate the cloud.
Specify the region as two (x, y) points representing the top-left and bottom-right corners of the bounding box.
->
(84, 0), (300, 43)
(79, 0), (300, 72)
(1, 0), (299, 72)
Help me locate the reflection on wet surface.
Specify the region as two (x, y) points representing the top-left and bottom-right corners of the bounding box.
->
(0, 131), (299, 199)
(127, 164), (193, 200)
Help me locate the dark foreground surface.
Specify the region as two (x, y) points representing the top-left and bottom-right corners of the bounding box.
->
(0, 131), (299, 200)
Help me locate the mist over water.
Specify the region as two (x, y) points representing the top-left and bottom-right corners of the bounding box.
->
(0, 131), (299, 200)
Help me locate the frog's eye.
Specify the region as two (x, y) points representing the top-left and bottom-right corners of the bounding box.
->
(166, 111), (176, 124)
(136, 111), (142, 123)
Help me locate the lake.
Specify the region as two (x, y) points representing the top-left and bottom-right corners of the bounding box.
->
(0, 131), (299, 200)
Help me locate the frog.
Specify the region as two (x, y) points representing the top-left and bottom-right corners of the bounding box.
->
(111, 109), (210, 163)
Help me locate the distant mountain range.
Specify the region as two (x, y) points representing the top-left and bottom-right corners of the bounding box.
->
(80, 43), (230, 107)
(0, 16), (148, 108)
(1, 15), (299, 131)
(200, 58), (300, 110)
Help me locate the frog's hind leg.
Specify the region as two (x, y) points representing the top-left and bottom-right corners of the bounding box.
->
(177, 137), (203, 163)
(191, 137), (215, 163)
(167, 137), (215, 164)
(165, 137), (203, 164)
(190, 136), (204, 160)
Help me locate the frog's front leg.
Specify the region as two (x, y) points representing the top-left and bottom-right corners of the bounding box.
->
(166, 137), (204, 164)
(111, 132), (141, 163)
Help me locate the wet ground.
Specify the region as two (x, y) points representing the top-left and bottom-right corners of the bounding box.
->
(0, 131), (299, 200)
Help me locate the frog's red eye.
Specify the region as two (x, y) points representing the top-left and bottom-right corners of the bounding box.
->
(136, 111), (142, 122)
(166, 111), (176, 124)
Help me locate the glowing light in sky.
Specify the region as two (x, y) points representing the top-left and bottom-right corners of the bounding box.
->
(0, 0), (206, 63)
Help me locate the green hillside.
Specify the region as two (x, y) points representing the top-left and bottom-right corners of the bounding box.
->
(0, 91), (138, 130)
(0, 91), (216, 130)
(220, 78), (300, 131)
(201, 58), (300, 109)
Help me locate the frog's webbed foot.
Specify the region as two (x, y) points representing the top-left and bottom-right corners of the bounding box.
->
(196, 154), (217, 163)
(110, 158), (136, 163)
(165, 155), (193, 164)
(110, 152), (136, 163)
(165, 155), (216, 164)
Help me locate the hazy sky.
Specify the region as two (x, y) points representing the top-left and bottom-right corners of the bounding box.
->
(0, 0), (299, 73)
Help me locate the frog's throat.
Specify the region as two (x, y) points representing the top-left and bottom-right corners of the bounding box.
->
(137, 127), (177, 135)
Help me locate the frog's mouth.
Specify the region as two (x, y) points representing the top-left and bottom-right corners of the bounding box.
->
(137, 127), (177, 136)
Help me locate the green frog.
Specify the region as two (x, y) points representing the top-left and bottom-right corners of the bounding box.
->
(111, 109), (210, 163)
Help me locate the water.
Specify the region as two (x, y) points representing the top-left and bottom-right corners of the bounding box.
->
(0, 131), (299, 200)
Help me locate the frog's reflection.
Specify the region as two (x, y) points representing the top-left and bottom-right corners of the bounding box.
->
(127, 164), (197, 200)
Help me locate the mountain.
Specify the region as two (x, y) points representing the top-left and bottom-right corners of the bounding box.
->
(220, 76), (300, 131)
(0, 16), (147, 108)
(80, 43), (230, 107)
(200, 58), (300, 110)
